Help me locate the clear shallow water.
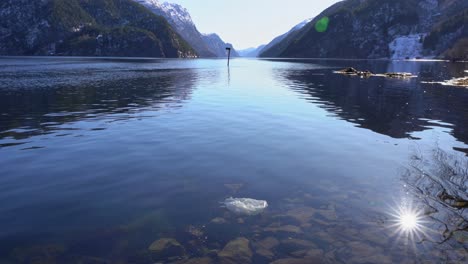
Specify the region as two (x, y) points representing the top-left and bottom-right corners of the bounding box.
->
(0, 57), (467, 263)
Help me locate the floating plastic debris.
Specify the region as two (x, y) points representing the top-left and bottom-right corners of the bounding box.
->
(223, 198), (268, 215)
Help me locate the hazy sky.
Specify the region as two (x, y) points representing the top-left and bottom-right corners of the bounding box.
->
(168, 0), (341, 50)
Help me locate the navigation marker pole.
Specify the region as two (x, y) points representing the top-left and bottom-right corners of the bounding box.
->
(226, 47), (231, 66)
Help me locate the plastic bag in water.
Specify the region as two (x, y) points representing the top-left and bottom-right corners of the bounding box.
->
(223, 197), (268, 215)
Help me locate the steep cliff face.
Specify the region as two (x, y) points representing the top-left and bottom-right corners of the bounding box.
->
(0, 0), (196, 58)
(260, 0), (467, 60)
(135, 0), (239, 58)
(423, 7), (468, 60)
(202, 34), (239, 57)
(135, 0), (215, 57)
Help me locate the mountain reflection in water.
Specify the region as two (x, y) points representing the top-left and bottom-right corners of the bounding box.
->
(273, 59), (468, 147)
(0, 59), (200, 147)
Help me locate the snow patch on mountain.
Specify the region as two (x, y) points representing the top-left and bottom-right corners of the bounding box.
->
(135, 0), (163, 9)
(389, 34), (426, 59)
(136, 0), (195, 30)
(160, 2), (194, 29)
(292, 18), (313, 31)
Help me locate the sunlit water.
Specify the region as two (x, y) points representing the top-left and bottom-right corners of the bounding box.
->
(0, 57), (467, 263)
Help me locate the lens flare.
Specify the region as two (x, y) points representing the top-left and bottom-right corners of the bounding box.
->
(315, 17), (330, 33)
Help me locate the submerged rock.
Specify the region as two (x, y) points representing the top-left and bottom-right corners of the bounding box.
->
(453, 230), (468, 244)
(253, 237), (279, 261)
(210, 217), (228, 224)
(284, 205), (338, 227)
(281, 239), (316, 252)
(256, 247), (275, 260)
(148, 238), (185, 258)
(263, 225), (302, 234)
(346, 241), (391, 263)
(305, 248), (325, 259)
(255, 237), (280, 250)
(358, 228), (390, 246)
(186, 225), (204, 238)
(72, 256), (109, 264)
(172, 257), (213, 264)
(218, 237), (253, 264)
(270, 257), (325, 264)
(223, 198), (268, 215)
(286, 207), (315, 226)
(12, 244), (67, 264)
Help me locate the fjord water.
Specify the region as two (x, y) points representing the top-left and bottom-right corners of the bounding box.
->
(0, 57), (467, 263)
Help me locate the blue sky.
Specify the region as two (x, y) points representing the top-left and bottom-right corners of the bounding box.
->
(169, 0), (341, 50)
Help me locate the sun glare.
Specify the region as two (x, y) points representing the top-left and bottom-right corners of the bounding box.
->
(387, 201), (429, 244)
(399, 211), (418, 231)
(394, 206), (424, 235)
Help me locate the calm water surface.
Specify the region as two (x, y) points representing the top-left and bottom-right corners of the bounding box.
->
(0, 57), (467, 263)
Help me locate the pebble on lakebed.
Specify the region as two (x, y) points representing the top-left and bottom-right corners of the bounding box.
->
(218, 237), (253, 264)
(210, 217), (228, 224)
(148, 238), (185, 258)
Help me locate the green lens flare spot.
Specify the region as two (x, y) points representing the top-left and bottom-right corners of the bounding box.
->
(315, 17), (330, 33)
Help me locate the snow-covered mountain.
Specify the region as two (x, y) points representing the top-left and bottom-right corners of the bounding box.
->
(135, 0), (238, 57)
(136, 1), (194, 34)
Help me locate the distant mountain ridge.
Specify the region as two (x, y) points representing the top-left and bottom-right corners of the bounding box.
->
(0, 0), (196, 58)
(202, 33), (239, 57)
(259, 18), (312, 58)
(135, 0), (239, 57)
(238, 45), (266, 57)
(238, 18), (312, 58)
(260, 0), (467, 60)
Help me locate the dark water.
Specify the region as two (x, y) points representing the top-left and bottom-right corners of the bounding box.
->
(0, 57), (467, 263)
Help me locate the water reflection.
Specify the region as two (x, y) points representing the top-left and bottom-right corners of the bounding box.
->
(273, 59), (468, 147)
(0, 58), (467, 263)
(403, 147), (467, 238)
(272, 59), (468, 261)
(386, 146), (468, 262)
(0, 59), (199, 148)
